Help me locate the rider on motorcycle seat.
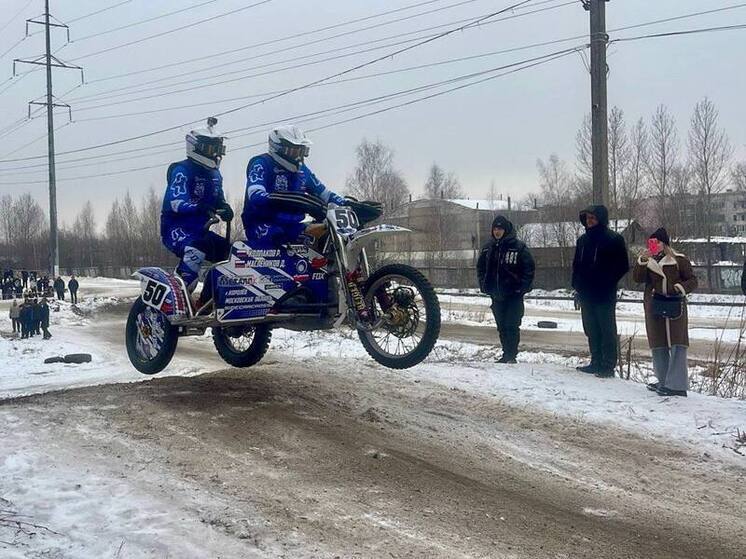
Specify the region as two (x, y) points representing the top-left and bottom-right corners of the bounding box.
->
(241, 125), (346, 249)
(160, 117), (234, 298)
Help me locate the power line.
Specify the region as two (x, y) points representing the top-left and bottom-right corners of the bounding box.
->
(69, 0), (498, 96)
(69, 0), (570, 103)
(0, 0), (538, 164)
(72, 0), (220, 42)
(0, 0), (34, 36)
(0, 35), (27, 62)
(67, 0), (135, 24)
(3, 1), (740, 166)
(78, 0), (494, 84)
(611, 22), (746, 44)
(69, 0), (275, 62)
(0, 46), (581, 185)
(73, 33), (593, 122)
(1, 44), (587, 175)
(0, 120), (70, 159)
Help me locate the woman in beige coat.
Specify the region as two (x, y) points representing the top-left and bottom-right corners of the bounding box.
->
(633, 228), (698, 397)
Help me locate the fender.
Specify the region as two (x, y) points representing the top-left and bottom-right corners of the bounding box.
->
(132, 267), (192, 320)
(345, 224), (410, 261)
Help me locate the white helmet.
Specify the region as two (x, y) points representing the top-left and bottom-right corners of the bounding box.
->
(186, 117), (225, 169)
(268, 125), (311, 172)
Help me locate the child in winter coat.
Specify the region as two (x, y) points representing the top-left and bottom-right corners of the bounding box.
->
(633, 228), (698, 397)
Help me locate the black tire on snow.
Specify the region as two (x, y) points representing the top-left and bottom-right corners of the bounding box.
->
(125, 297), (178, 375)
(213, 324), (272, 368)
(358, 263), (441, 369)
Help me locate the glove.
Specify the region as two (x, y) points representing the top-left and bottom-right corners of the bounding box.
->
(328, 193), (346, 206)
(215, 203), (234, 221)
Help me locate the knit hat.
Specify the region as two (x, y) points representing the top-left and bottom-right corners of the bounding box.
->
(649, 228), (670, 246)
(491, 215), (512, 231)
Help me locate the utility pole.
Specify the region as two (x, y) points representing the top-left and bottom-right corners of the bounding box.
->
(583, 0), (610, 205)
(13, 0), (82, 277)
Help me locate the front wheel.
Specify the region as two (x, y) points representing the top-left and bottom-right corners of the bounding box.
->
(358, 264), (441, 369)
(125, 297), (178, 375)
(213, 324), (272, 367)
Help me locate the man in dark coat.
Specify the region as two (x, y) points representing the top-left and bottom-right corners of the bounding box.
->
(477, 215), (536, 363)
(19, 299), (32, 339)
(741, 260), (746, 296)
(21, 270), (28, 289)
(572, 205), (629, 377)
(53, 276), (65, 300)
(40, 298), (51, 339)
(68, 275), (79, 304)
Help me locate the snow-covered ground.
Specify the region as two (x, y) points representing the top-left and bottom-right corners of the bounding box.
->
(1, 278), (744, 464)
(1, 278), (745, 557)
(439, 289), (746, 343)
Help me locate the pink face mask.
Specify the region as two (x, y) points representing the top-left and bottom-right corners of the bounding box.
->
(647, 238), (662, 255)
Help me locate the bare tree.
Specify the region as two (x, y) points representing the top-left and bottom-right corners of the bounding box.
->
(423, 163), (464, 199)
(620, 118), (648, 225)
(608, 106), (630, 225)
(732, 162), (746, 192)
(646, 104), (680, 226)
(688, 97), (733, 288)
(536, 155), (576, 265)
(345, 139), (410, 213)
(486, 179), (501, 210)
(575, 113), (593, 182)
(73, 201), (98, 267)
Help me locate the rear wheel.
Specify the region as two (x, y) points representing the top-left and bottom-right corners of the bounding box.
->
(125, 297), (178, 375)
(213, 324), (272, 367)
(358, 264), (440, 369)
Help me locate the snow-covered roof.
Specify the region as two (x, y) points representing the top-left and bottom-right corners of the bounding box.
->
(519, 219), (633, 248)
(675, 237), (746, 244)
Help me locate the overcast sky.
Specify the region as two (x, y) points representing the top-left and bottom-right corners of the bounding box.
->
(0, 0), (744, 226)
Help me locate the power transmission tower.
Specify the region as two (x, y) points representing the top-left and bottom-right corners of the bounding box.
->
(13, 0), (83, 277)
(582, 0), (609, 206)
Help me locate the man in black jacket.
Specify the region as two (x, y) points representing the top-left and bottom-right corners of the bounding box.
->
(741, 260), (746, 296)
(40, 298), (51, 339)
(68, 275), (79, 304)
(477, 215), (536, 363)
(54, 276), (65, 301)
(572, 205), (629, 377)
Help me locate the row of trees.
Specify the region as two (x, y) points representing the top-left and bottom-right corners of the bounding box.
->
(1, 138), (461, 271)
(344, 138), (465, 209)
(536, 98), (745, 240)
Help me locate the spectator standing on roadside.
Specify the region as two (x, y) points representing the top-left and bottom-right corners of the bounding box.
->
(19, 299), (32, 339)
(633, 229), (697, 397)
(68, 275), (79, 304)
(741, 259), (746, 296)
(477, 215), (536, 364)
(571, 205), (630, 378)
(9, 300), (20, 334)
(21, 270), (28, 289)
(31, 298), (41, 336)
(54, 276), (65, 300)
(39, 297), (52, 339)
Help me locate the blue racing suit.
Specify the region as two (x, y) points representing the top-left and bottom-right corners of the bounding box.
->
(241, 154), (345, 248)
(160, 158), (230, 289)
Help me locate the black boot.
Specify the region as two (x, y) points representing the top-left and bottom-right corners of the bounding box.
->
(576, 363), (597, 374)
(656, 386), (687, 397)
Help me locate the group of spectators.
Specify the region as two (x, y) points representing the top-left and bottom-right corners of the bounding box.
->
(478, 204), (699, 398)
(1, 269), (79, 303)
(4, 271), (82, 341)
(8, 297), (52, 339)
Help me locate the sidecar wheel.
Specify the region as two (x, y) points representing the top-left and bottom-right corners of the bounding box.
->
(125, 297), (178, 375)
(213, 324), (272, 368)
